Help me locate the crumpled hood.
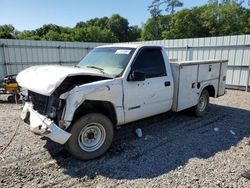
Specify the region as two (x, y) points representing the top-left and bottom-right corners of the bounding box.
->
(17, 65), (110, 96)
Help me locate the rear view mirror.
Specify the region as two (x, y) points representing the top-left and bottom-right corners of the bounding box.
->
(128, 70), (146, 81)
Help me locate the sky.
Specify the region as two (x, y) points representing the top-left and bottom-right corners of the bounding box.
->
(0, 0), (249, 31)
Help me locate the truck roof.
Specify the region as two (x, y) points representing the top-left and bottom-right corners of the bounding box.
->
(98, 43), (164, 49)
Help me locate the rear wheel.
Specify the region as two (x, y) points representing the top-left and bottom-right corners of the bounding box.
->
(193, 89), (209, 117)
(65, 113), (114, 160)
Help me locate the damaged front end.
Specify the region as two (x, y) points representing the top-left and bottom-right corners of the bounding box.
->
(21, 101), (71, 144)
(19, 73), (112, 145)
(20, 90), (71, 144)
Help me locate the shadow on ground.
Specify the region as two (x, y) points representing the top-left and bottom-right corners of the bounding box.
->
(45, 104), (250, 180)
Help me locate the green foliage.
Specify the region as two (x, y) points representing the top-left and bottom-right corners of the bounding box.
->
(198, 3), (246, 36)
(148, 0), (183, 16)
(162, 9), (204, 39)
(208, 0), (243, 5)
(107, 14), (130, 42)
(144, 1), (250, 40)
(72, 26), (118, 42)
(164, 0), (183, 14)
(74, 14), (140, 42)
(0, 14), (140, 42)
(148, 0), (163, 18)
(16, 30), (41, 40)
(0, 2), (250, 42)
(0, 25), (16, 39)
(142, 16), (171, 40)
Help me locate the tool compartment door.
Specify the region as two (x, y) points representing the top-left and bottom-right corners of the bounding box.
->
(198, 63), (220, 82)
(218, 62), (228, 96)
(177, 65), (199, 111)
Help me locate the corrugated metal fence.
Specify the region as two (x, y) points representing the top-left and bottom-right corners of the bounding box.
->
(126, 35), (250, 91)
(0, 39), (106, 80)
(0, 35), (250, 91)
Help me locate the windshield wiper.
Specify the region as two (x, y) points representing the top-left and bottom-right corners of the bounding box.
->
(86, 65), (105, 74)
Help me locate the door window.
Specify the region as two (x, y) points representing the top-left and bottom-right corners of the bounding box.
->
(132, 48), (167, 78)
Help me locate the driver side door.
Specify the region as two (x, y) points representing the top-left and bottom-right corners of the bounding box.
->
(123, 47), (173, 123)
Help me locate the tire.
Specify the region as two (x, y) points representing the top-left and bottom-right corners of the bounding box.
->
(7, 94), (20, 103)
(193, 89), (209, 117)
(65, 113), (114, 160)
(7, 95), (15, 103)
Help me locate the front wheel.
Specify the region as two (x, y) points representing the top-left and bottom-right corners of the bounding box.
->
(65, 113), (114, 160)
(193, 89), (209, 117)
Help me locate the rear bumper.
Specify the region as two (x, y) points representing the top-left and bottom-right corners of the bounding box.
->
(21, 102), (71, 144)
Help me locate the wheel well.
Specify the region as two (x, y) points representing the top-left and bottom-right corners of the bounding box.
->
(72, 100), (117, 125)
(204, 85), (215, 97)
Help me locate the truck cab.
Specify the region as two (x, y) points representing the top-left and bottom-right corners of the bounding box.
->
(17, 44), (227, 160)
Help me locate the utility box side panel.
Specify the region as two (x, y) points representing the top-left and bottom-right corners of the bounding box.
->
(170, 63), (180, 112)
(177, 65), (199, 111)
(198, 63), (220, 82)
(218, 62), (228, 96)
(171, 60), (228, 112)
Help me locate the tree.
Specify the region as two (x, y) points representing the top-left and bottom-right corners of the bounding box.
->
(107, 14), (130, 42)
(75, 21), (87, 29)
(36, 24), (62, 37)
(72, 26), (118, 43)
(128, 26), (142, 41)
(75, 15), (140, 42)
(162, 9), (204, 39)
(148, 0), (162, 18)
(2, 4), (250, 42)
(147, 0), (183, 40)
(164, 0), (183, 14)
(16, 30), (41, 40)
(239, 7), (250, 34)
(0, 25), (16, 39)
(198, 3), (245, 36)
(149, 0), (183, 15)
(141, 15), (171, 40)
(218, 3), (244, 35)
(207, 0), (219, 4)
(141, 18), (160, 40)
(147, 0), (165, 40)
(208, 0), (244, 4)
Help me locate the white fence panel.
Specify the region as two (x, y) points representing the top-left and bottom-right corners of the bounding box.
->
(0, 39), (107, 80)
(121, 35), (250, 91)
(0, 35), (250, 91)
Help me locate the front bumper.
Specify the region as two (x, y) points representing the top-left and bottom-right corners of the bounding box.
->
(21, 102), (71, 144)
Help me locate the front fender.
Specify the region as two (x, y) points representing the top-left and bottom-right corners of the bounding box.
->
(60, 78), (124, 127)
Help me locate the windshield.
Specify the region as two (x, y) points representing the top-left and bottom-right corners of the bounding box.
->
(78, 47), (135, 76)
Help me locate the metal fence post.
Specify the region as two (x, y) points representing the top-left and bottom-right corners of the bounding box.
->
(86, 47), (90, 54)
(58, 46), (62, 65)
(2, 43), (9, 77)
(246, 64), (250, 92)
(185, 45), (189, 61)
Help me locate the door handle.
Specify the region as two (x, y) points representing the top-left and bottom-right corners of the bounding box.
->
(209, 65), (212, 72)
(165, 81), (171, 87)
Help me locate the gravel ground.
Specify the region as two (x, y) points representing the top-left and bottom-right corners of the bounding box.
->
(0, 90), (250, 188)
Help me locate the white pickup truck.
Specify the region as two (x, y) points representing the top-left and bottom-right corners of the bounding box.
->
(17, 44), (228, 160)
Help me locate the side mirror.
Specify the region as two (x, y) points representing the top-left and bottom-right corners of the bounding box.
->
(128, 70), (146, 81)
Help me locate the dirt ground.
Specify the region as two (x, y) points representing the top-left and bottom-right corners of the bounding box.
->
(0, 90), (250, 188)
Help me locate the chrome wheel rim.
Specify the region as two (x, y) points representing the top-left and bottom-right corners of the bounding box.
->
(198, 95), (207, 112)
(78, 123), (106, 152)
